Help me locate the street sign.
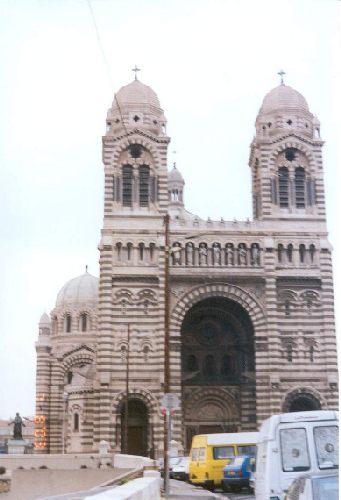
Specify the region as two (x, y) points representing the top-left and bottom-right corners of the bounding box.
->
(161, 393), (180, 410)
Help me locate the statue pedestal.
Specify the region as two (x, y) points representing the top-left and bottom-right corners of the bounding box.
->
(7, 439), (26, 454)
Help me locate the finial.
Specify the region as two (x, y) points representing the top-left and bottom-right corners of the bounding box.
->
(85, 265), (88, 273)
(278, 69), (286, 85)
(132, 65), (141, 80)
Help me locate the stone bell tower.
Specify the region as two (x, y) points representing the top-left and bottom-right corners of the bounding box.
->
(248, 77), (338, 415)
(94, 75), (171, 455)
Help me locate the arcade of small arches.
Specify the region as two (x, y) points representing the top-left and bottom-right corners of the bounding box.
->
(112, 240), (318, 268)
(50, 311), (95, 334)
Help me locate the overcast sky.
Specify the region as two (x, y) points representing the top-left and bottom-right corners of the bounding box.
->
(0, 0), (340, 419)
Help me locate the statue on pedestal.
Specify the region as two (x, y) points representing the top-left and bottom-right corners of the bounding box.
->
(9, 412), (25, 439)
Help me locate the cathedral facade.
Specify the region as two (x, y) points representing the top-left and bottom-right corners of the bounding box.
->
(35, 77), (338, 456)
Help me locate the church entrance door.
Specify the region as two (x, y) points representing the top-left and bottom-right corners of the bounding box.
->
(121, 399), (148, 456)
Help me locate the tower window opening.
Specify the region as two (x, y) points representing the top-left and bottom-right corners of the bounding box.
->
(278, 244), (284, 263)
(278, 167), (289, 208)
(295, 167), (306, 208)
(133, 114), (140, 122)
(139, 165), (150, 207)
(287, 119), (292, 126)
(67, 371), (73, 384)
(73, 413), (79, 432)
(122, 165), (133, 206)
(309, 244), (315, 263)
(268, 122), (272, 128)
(80, 313), (88, 332)
(65, 314), (72, 333)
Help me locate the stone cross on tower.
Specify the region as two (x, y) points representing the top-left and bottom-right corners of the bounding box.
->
(132, 65), (141, 80)
(278, 69), (286, 85)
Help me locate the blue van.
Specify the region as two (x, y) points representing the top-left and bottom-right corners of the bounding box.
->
(222, 455), (255, 493)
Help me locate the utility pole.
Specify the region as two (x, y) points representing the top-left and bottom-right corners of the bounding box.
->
(164, 213), (170, 495)
(124, 323), (130, 453)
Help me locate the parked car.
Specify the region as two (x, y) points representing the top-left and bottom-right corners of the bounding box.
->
(221, 455), (255, 493)
(285, 471), (339, 500)
(170, 456), (190, 481)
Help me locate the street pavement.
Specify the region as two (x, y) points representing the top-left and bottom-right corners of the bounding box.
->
(167, 480), (255, 500)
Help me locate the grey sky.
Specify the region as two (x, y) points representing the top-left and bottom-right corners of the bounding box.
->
(0, 0), (340, 418)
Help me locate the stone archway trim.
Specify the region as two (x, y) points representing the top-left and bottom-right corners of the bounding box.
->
(171, 282), (265, 332)
(184, 387), (240, 422)
(281, 386), (327, 412)
(112, 388), (159, 416)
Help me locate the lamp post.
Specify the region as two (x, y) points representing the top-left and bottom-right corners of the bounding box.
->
(124, 323), (130, 454)
(163, 213), (170, 496)
(62, 391), (68, 454)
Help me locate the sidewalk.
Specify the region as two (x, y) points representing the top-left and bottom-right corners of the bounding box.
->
(165, 479), (225, 499)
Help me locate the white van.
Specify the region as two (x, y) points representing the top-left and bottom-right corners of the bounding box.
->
(255, 410), (338, 500)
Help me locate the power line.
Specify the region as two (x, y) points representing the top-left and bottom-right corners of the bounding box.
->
(85, 0), (130, 141)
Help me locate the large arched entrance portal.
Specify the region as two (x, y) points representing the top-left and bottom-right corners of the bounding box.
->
(181, 297), (256, 451)
(120, 399), (148, 456)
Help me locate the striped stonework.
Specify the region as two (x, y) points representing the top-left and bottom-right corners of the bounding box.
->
(35, 80), (338, 457)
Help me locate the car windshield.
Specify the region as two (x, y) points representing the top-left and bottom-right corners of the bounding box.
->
(213, 446), (234, 459)
(312, 475), (339, 500)
(313, 426), (339, 469)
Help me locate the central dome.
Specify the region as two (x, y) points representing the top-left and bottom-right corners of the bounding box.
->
(56, 272), (99, 308)
(260, 84), (309, 114)
(114, 79), (161, 109)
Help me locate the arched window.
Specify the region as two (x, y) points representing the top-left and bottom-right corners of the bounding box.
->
(139, 165), (150, 207)
(295, 167), (306, 208)
(116, 242), (122, 261)
(203, 355), (216, 377)
(221, 355), (233, 376)
(65, 314), (72, 333)
(299, 244), (306, 264)
(309, 244), (315, 263)
(122, 165), (133, 207)
(73, 413), (79, 432)
(278, 244), (284, 263)
(278, 167), (289, 208)
(287, 244), (293, 263)
(284, 300), (290, 316)
(80, 313), (88, 332)
(127, 242), (133, 261)
(149, 243), (155, 262)
(287, 344), (293, 362)
(187, 355), (198, 372)
(138, 243), (144, 261)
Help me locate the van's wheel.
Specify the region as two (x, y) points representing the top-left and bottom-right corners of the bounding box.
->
(205, 480), (215, 491)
